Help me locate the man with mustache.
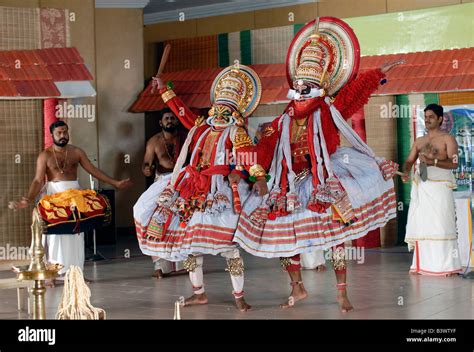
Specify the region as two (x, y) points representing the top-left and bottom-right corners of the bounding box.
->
(9, 120), (132, 285)
(402, 104), (462, 276)
(140, 108), (187, 279)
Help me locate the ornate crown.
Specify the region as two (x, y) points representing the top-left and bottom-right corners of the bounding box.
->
(210, 64), (261, 118)
(295, 34), (335, 88)
(286, 17), (361, 96)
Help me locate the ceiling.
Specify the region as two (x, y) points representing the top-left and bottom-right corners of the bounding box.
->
(144, 0), (230, 14)
(143, 0), (317, 24)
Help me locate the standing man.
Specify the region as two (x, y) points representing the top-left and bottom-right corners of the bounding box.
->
(140, 108), (187, 279)
(142, 108), (186, 180)
(402, 104), (462, 276)
(9, 121), (132, 283)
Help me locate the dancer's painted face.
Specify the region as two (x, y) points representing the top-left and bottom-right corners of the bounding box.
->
(292, 79), (321, 102)
(293, 79), (311, 95)
(52, 125), (69, 147)
(207, 105), (235, 129)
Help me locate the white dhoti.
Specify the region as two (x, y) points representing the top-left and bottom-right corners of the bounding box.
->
(41, 180), (85, 276)
(152, 257), (184, 274)
(405, 167), (462, 276)
(134, 173), (184, 273)
(301, 250), (326, 270)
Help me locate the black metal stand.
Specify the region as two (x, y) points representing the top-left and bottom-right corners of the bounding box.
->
(85, 229), (106, 261)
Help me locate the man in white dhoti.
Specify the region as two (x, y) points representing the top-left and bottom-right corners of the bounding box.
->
(9, 121), (132, 284)
(402, 104), (462, 276)
(140, 109), (186, 279)
(301, 250), (326, 271)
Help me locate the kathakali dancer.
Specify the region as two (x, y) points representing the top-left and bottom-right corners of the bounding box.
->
(133, 65), (268, 311)
(233, 17), (402, 311)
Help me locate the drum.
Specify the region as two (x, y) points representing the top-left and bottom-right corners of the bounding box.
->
(37, 189), (111, 235)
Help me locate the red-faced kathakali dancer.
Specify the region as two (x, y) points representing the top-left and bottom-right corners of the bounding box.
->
(133, 65), (268, 311)
(233, 17), (402, 311)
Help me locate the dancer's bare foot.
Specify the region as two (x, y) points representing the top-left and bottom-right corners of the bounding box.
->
(84, 277), (93, 285)
(409, 271), (421, 275)
(235, 297), (252, 312)
(337, 289), (354, 313)
(184, 293), (208, 306)
(152, 269), (163, 279)
(316, 264), (326, 272)
(280, 282), (307, 308)
(445, 273), (458, 277)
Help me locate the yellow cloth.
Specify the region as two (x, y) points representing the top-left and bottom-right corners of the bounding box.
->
(39, 189), (97, 213)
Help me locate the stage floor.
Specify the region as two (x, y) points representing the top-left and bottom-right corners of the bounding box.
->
(1, 247), (472, 319)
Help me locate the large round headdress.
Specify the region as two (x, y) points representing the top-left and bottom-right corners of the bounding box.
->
(210, 64), (262, 118)
(286, 17), (360, 96)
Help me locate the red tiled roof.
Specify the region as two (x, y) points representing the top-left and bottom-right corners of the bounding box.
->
(129, 64), (289, 112)
(130, 47), (474, 112)
(360, 48), (474, 96)
(0, 47), (93, 98)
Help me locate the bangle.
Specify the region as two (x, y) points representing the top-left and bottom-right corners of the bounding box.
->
(249, 164), (267, 178)
(161, 89), (176, 103)
(249, 164), (270, 183)
(249, 174), (271, 183)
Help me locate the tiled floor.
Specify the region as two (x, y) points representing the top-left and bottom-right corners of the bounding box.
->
(0, 247), (472, 320)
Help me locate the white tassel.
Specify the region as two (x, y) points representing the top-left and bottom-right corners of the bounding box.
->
(173, 300), (181, 320)
(56, 266), (105, 320)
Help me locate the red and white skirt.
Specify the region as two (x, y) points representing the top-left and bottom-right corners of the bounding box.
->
(233, 148), (397, 258)
(134, 174), (251, 261)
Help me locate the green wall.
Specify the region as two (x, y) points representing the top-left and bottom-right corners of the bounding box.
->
(345, 3), (474, 56)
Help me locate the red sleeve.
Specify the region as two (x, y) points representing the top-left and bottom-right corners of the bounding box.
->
(334, 69), (385, 120)
(159, 88), (197, 130)
(333, 68), (385, 120)
(256, 117), (280, 172)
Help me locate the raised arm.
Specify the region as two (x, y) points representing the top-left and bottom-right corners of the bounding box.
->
(334, 60), (405, 120)
(154, 77), (197, 130)
(333, 69), (385, 120)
